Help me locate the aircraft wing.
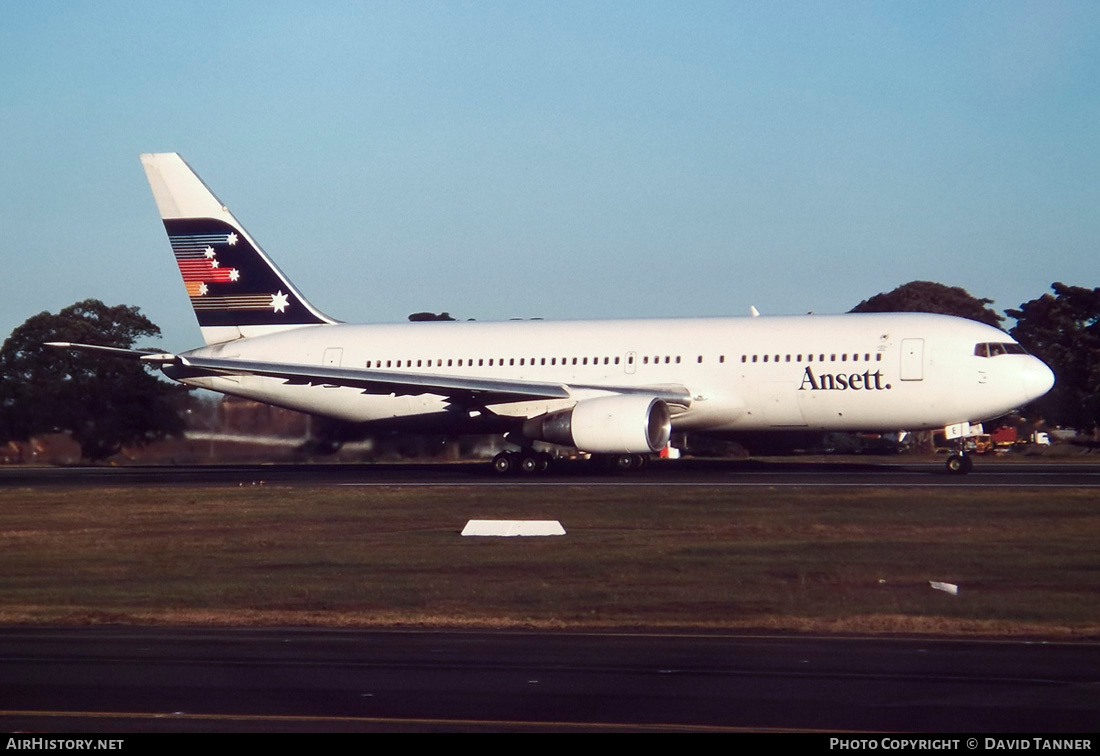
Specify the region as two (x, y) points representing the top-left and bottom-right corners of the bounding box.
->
(47, 343), (692, 408)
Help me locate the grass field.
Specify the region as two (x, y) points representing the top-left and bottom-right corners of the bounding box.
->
(1, 483), (1097, 637)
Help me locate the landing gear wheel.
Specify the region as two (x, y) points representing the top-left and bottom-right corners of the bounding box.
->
(613, 454), (635, 472)
(492, 452), (514, 474)
(945, 454), (973, 475)
(518, 454), (539, 474)
(536, 452), (553, 473)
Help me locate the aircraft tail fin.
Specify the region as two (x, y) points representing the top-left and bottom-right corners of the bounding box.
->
(140, 153), (336, 345)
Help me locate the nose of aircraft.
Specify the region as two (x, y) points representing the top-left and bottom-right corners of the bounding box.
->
(1021, 356), (1056, 402)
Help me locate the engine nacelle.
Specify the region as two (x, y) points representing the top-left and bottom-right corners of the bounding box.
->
(522, 395), (672, 454)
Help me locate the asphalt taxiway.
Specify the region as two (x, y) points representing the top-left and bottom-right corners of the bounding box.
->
(2, 457), (1099, 488)
(0, 626), (1096, 732)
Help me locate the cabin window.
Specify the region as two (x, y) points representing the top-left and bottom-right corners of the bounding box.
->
(697, 356), (703, 363)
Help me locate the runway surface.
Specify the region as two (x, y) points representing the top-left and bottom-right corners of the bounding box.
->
(2, 457), (1100, 488)
(0, 626), (1097, 733)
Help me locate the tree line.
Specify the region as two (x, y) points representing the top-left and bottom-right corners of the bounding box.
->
(1, 281), (1096, 461)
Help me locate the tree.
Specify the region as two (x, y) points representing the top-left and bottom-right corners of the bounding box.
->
(0, 299), (189, 461)
(408, 312), (457, 322)
(850, 281), (1004, 328)
(1006, 283), (1100, 431)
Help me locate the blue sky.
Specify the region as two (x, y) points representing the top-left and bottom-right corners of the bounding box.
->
(2, 1), (1097, 352)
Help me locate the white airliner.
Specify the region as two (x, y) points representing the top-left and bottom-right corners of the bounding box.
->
(51, 153), (1054, 474)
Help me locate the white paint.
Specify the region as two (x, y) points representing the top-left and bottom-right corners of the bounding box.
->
(68, 154), (1059, 460)
(461, 520), (566, 537)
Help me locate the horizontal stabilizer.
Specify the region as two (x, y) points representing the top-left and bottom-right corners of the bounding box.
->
(46, 342), (178, 363)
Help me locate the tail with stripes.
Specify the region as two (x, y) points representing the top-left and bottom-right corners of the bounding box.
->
(140, 153), (336, 345)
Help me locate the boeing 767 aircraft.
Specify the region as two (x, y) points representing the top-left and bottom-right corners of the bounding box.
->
(51, 153), (1054, 474)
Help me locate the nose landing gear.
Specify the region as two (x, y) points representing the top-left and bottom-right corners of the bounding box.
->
(944, 452), (973, 475)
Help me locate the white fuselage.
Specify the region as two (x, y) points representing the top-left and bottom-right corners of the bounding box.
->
(174, 312), (1053, 437)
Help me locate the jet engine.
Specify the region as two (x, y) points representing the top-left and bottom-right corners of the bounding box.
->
(522, 395), (672, 453)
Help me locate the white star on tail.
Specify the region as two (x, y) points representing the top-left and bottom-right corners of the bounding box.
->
(227, 232), (238, 246)
(199, 283), (208, 296)
(228, 268), (240, 282)
(270, 291), (289, 313)
(204, 246), (216, 258)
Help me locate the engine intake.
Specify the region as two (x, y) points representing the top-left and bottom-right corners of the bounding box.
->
(522, 395), (672, 453)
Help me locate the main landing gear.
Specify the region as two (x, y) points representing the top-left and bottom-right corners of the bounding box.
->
(490, 450), (650, 474)
(491, 450), (554, 475)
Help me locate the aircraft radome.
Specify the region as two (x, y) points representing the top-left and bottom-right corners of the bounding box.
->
(49, 154), (1055, 474)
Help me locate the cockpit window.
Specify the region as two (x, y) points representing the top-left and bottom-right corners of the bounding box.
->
(974, 342), (1028, 358)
